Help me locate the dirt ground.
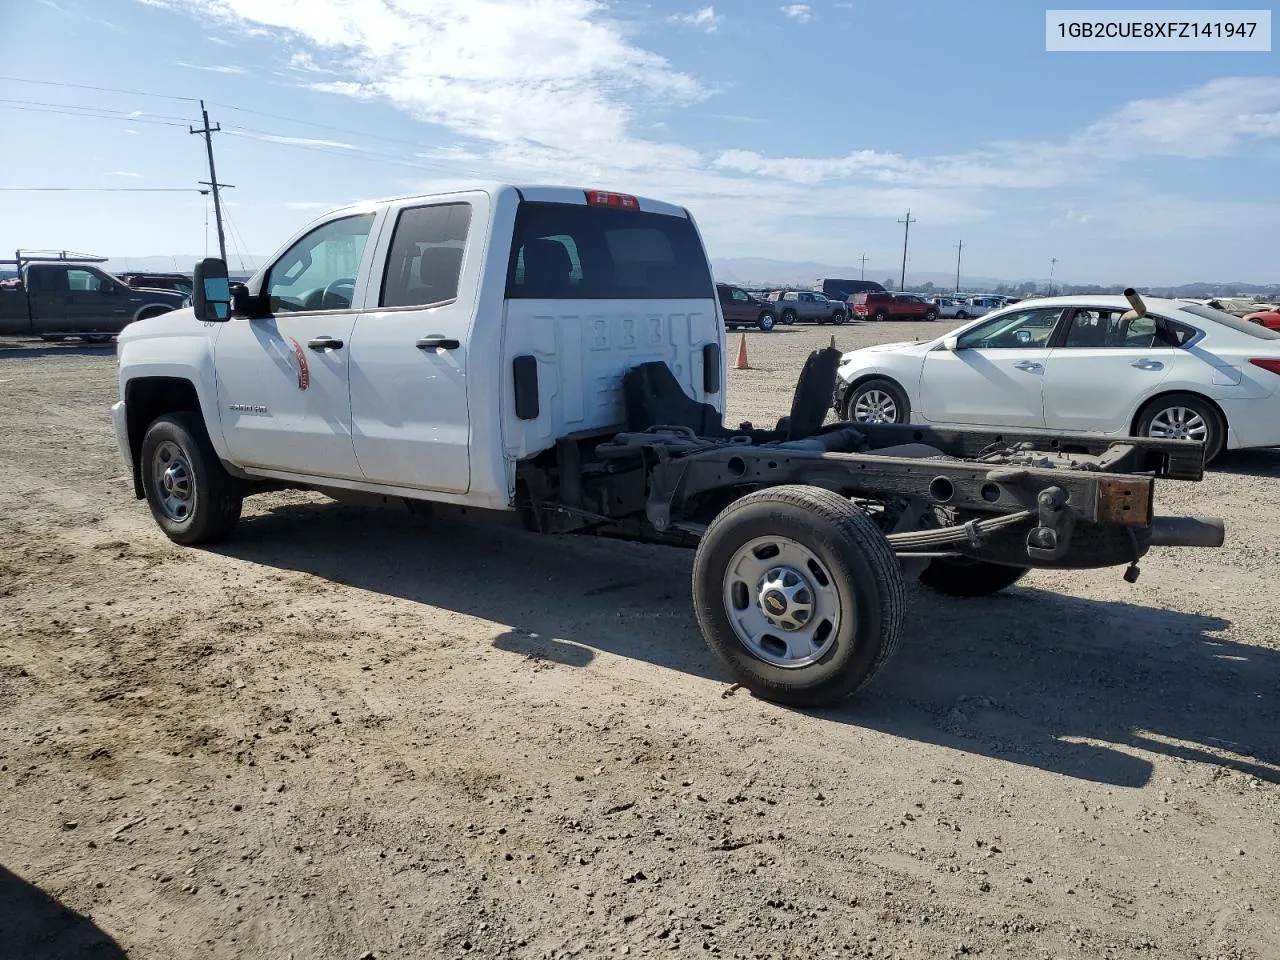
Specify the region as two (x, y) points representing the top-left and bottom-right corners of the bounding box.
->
(1, 322), (1277, 960)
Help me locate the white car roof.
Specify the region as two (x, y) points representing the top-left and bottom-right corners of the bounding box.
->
(325, 183), (689, 218)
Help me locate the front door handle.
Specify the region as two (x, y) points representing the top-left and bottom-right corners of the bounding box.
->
(307, 336), (345, 351)
(1013, 360), (1043, 372)
(1131, 359), (1164, 370)
(416, 335), (460, 351)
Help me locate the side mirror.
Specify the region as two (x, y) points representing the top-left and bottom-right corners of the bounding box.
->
(942, 336), (960, 351)
(192, 257), (231, 322)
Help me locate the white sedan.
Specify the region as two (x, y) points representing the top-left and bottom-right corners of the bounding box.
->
(832, 294), (1280, 462)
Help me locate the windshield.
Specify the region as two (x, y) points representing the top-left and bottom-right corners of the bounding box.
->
(1180, 303), (1280, 340)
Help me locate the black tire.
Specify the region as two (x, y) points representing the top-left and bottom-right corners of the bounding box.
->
(80, 334), (114, 344)
(955, 310), (969, 319)
(841, 377), (910, 424)
(832, 311), (848, 325)
(781, 310), (797, 325)
(873, 311), (889, 322)
(40, 335), (68, 342)
(919, 558), (1029, 597)
(692, 485), (907, 708)
(139, 411), (243, 545)
(1134, 392), (1225, 464)
(757, 313), (776, 332)
(924, 309), (938, 321)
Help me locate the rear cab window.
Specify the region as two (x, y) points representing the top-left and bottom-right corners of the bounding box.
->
(506, 202), (712, 300)
(380, 202), (472, 308)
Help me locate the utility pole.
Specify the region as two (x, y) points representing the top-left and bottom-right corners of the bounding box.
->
(1048, 257), (1059, 296)
(858, 253), (869, 280)
(954, 240), (964, 296)
(190, 100), (230, 264)
(897, 210), (916, 291)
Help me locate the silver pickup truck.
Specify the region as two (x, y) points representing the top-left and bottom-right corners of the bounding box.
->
(766, 289), (848, 325)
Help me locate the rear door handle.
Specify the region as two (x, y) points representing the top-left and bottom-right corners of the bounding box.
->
(307, 336), (344, 351)
(1013, 360), (1043, 372)
(416, 335), (460, 351)
(1131, 359), (1164, 370)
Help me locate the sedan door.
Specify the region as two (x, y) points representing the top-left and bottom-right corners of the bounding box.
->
(919, 307), (1067, 427)
(1041, 308), (1176, 434)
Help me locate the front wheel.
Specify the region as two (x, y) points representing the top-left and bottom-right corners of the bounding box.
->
(81, 334), (114, 344)
(1135, 393), (1225, 464)
(872, 311), (889, 322)
(781, 310), (797, 325)
(693, 485), (906, 707)
(140, 412), (243, 545)
(919, 557), (1028, 597)
(757, 313), (776, 332)
(924, 309), (938, 321)
(842, 377), (909, 424)
(832, 311), (848, 325)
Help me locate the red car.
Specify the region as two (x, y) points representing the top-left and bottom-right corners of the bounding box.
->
(1245, 308), (1280, 331)
(850, 291), (938, 321)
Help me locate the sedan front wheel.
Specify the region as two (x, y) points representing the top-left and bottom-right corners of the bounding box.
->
(842, 378), (910, 424)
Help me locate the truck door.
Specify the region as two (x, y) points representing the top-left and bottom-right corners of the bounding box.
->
(348, 198), (480, 494)
(213, 212), (377, 479)
(26, 265), (73, 331)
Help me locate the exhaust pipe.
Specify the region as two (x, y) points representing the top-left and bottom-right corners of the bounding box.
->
(1148, 515), (1225, 548)
(1121, 287), (1146, 322)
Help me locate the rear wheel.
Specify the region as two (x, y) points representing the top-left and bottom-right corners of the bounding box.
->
(924, 309), (938, 321)
(757, 312), (776, 332)
(693, 485), (906, 707)
(842, 377), (909, 424)
(955, 310), (969, 319)
(832, 311), (848, 325)
(1135, 392), (1225, 464)
(80, 334), (114, 344)
(919, 557), (1028, 597)
(873, 310), (888, 322)
(140, 411), (243, 545)
(781, 310), (797, 325)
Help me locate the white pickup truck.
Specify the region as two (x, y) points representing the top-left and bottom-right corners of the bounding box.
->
(112, 184), (1224, 707)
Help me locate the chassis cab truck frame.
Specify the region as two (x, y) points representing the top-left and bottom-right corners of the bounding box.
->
(112, 184), (1225, 708)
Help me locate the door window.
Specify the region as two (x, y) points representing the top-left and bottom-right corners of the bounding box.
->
(66, 269), (108, 292)
(265, 213), (375, 313)
(380, 203), (472, 308)
(731, 288), (750, 302)
(957, 308), (1065, 349)
(1063, 309), (1189, 349)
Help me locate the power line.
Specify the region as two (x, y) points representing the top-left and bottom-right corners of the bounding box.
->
(0, 187), (209, 192)
(0, 75), (200, 102)
(0, 98), (193, 123)
(0, 103), (192, 127)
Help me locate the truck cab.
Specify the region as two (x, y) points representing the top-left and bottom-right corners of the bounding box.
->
(113, 184), (724, 511)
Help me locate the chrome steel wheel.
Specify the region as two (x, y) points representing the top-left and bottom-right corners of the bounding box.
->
(721, 535), (843, 668)
(1147, 406), (1208, 443)
(151, 439), (195, 522)
(851, 388), (900, 424)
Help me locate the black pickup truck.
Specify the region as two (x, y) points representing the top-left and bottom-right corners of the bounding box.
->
(0, 258), (185, 343)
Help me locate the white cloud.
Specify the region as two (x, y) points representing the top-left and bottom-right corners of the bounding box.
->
(669, 6), (723, 32)
(171, 60), (248, 75)
(283, 201), (335, 210)
(224, 130), (357, 149)
(106, 171), (142, 178)
(780, 4), (812, 23)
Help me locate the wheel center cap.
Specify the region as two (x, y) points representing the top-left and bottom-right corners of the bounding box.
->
(757, 566), (815, 632)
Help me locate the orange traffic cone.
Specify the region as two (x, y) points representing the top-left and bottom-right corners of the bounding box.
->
(733, 332), (749, 370)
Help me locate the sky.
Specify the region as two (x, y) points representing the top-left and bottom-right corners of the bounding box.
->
(0, 0), (1277, 285)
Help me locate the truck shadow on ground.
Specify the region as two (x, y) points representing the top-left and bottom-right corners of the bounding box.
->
(0, 341), (115, 360)
(0, 864), (126, 959)
(221, 502), (1278, 790)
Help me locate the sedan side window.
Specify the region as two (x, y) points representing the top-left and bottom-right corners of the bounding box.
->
(266, 213), (375, 314)
(957, 308), (1065, 349)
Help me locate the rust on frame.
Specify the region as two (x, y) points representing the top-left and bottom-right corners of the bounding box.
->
(1096, 476), (1153, 526)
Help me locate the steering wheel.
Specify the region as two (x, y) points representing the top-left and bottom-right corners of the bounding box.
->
(320, 277), (356, 310)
